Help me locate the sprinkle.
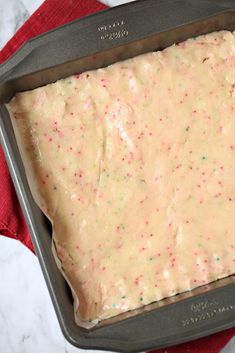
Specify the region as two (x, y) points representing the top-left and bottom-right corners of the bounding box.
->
(202, 57), (209, 63)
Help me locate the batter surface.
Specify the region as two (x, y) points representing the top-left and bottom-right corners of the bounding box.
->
(7, 31), (235, 323)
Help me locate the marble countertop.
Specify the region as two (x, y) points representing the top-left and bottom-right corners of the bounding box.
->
(0, 1), (234, 352)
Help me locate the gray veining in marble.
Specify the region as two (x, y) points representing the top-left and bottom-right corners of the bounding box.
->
(0, 0), (42, 49)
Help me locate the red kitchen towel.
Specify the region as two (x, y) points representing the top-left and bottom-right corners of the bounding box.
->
(0, 1), (235, 352)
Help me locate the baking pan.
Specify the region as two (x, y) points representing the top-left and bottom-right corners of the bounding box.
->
(1, 0), (235, 351)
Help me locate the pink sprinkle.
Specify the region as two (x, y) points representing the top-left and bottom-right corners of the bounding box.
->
(135, 277), (140, 286)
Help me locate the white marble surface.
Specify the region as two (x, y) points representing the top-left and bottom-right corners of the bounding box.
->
(0, 0), (234, 352)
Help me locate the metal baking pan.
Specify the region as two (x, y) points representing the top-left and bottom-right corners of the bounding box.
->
(1, 0), (235, 351)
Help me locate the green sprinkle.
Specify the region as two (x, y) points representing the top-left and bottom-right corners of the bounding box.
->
(140, 297), (143, 301)
(202, 156), (206, 160)
(215, 257), (220, 261)
(68, 253), (74, 261)
(112, 303), (116, 308)
(149, 257), (153, 261)
(185, 126), (190, 132)
(121, 295), (126, 299)
(68, 80), (72, 84)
